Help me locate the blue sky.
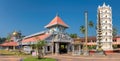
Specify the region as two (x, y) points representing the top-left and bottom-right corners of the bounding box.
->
(0, 0), (120, 37)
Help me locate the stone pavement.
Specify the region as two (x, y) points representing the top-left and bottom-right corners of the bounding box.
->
(0, 55), (21, 61)
(45, 53), (120, 61)
(1, 53), (120, 61)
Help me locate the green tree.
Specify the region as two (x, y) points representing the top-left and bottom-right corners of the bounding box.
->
(0, 37), (6, 44)
(36, 40), (46, 59)
(69, 33), (78, 38)
(80, 21), (94, 35)
(6, 33), (12, 42)
(113, 27), (117, 37)
(88, 21), (94, 28)
(80, 21), (94, 50)
(80, 25), (85, 34)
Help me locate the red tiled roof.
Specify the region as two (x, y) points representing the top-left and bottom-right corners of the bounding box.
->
(86, 42), (120, 45)
(76, 36), (96, 42)
(0, 42), (18, 46)
(113, 42), (120, 45)
(22, 33), (50, 43)
(45, 15), (69, 28)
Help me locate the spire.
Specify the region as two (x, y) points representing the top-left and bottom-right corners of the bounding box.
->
(56, 12), (59, 17)
(103, 2), (106, 7)
(98, 5), (100, 8)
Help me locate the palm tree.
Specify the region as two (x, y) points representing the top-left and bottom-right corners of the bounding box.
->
(88, 21), (94, 28)
(80, 21), (94, 50)
(80, 25), (85, 34)
(80, 21), (94, 35)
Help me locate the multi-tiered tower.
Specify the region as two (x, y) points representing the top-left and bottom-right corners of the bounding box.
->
(97, 3), (113, 50)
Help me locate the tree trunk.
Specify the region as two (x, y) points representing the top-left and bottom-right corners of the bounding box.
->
(38, 47), (43, 59)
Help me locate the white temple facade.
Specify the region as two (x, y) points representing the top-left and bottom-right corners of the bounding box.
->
(22, 15), (73, 54)
(97, 3), (113, 50)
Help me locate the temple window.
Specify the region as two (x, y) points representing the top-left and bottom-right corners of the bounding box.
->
(105, 10), (107, 13)
(106, 32), (107, 35)
(106, 39), (107, 41)
(113, 40), (116, 42)
(105, 21), (107, 23)
(47, 46), (50, 51)
(105, 27), (107, 29)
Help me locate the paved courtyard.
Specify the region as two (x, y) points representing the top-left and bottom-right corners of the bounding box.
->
(45, 53), (120, 61)
(0, 55), (21, 61)
(1, 53), (120, 61)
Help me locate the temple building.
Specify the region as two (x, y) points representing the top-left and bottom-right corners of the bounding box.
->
(1, 3), (120, 55)
(22, 15), (73, 54)
(97, 3), (113, 50)
(0, 31), (21, 50)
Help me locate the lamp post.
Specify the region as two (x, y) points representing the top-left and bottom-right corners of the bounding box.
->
(83, 11), (89, 56)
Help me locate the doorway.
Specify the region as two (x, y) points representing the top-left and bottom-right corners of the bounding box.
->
(59, 42), (68, 54)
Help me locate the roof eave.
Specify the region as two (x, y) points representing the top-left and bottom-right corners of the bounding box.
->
(45, 24), (69, 28)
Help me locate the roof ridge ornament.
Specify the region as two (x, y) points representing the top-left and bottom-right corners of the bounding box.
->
(56, 12), (59, 17)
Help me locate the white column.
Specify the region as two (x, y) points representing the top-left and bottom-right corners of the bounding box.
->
(55, 43), (59, 55)
(13, 46), (15, 50)
(72, 44), (74, 55)
(42, 46), (45, 55)
(79, 44), (81, 55)
(67, 44), (70, 54)
(51, 43), (54, 55)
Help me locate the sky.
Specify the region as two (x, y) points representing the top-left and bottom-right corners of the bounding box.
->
(0, 0), (120, 37)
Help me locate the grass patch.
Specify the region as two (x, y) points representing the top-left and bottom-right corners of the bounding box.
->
(0, 50), (16, 55)
(23, 57), (56, 61)
(0, 50), (56, 61)
(0, 50), (30, 57)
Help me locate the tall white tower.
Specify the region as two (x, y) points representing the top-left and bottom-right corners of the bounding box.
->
(97, 3), (113, 50)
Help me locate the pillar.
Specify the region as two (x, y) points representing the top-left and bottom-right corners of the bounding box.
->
(72, 44), (74, 55)
(55, 43), (59, 55)
(51, 43), (54, 55)
(67, 44), (70, 54)
(13, 46), (15, 50)
(79, 44), (82, 55)
(42, 46), (46, 55)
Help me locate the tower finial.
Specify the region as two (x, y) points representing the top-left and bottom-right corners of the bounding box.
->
(103, 2), (106, 6)
(56, 12), (59, 17)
